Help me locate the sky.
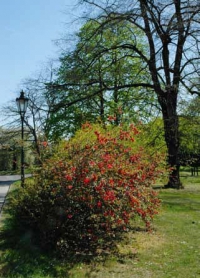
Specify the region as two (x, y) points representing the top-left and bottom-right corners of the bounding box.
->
(0, 0), (80, 108)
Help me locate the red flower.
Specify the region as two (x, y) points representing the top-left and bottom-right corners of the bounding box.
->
(109, 178), (114, 186)
(82, 122), (92, 129)
(83, 177), (90, 184)
(107, 115), (116, 121)
(92, 173), (97, 181)
(103, 191), (116, 202)
(65, 175), (73, 181)
(89, 161), (95, 167)
(42, 141), (48, 147)
(117, 219), (122, 225)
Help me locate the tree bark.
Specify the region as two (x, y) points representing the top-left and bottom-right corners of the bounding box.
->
(158, 89), (183, 189)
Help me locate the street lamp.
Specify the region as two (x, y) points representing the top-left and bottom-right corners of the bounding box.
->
(16, 91), (29, 187)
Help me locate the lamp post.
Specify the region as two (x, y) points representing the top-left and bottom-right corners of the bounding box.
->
(16, 91), (29, 187)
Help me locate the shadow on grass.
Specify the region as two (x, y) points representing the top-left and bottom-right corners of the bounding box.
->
(0, 219), (71, 277)
(0, 216), (124, 278)
(159, 189), (200, 213)
(0, 189), (137, 277)
(161, 199), (200, 212)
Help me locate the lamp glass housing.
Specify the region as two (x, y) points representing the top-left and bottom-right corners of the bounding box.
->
(16, 91), (29, 116)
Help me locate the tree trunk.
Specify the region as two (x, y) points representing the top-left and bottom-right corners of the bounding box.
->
(12, 152), (17, 171)
(158, 90), (183, 189)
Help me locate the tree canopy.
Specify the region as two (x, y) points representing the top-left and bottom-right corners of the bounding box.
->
(66, 0), (200, 188)
(46, 19), (159, 140)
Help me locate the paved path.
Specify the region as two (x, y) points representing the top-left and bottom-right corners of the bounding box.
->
(0, 175), (21, 217)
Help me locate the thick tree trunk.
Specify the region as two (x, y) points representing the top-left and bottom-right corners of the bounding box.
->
(158, 90), (183, 189)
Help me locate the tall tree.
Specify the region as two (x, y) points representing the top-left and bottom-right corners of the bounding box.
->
(47, 19), (157, 138)
(73, 0), (200, 188)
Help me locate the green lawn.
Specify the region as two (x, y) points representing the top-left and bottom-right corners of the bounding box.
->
(0, 172), (200, 277)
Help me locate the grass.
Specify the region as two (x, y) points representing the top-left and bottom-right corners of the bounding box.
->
(0, 170), (200, 277)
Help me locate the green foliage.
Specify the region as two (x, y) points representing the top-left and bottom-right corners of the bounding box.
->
(140, 118), (166, 152)
(46, 19), (157, 140)
(8, 122), (167, 256)
(179, 97), (200, 154)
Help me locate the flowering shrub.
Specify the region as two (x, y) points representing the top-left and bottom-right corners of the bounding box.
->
(11, 122), (167, 255)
